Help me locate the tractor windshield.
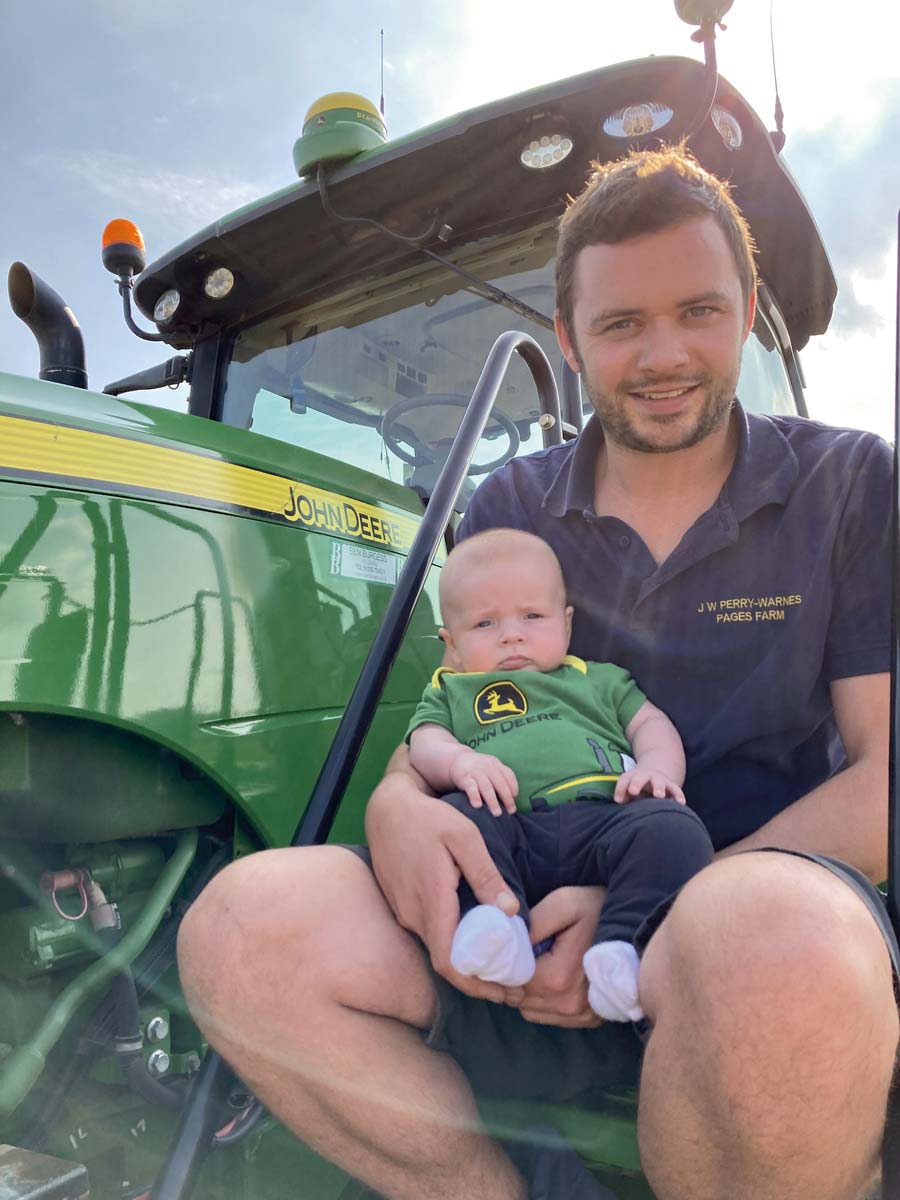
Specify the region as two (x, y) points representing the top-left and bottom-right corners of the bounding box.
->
(221, 222), (797, 503)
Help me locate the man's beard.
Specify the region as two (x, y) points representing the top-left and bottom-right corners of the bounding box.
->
(576, 354), (739, 455)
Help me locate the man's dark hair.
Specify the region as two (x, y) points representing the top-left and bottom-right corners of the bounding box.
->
(555, 144), (757, 338)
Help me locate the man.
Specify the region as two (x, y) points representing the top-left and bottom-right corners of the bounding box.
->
(178, 147), (898, 1200)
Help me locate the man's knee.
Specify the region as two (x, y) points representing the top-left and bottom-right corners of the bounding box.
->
(641, 851), (897, 1027)
(638, 852), (898, 1196)
(177, 845), (436, 1037)
(179, 846), (360, 972)
(178, 847), (346, 1020)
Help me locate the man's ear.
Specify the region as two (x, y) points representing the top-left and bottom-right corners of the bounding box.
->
(741, 288), (757, 343)
(554, 310), (580, 374)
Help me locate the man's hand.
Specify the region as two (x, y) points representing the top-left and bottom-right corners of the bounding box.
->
(514, 886), (606, 1027)
(448, 749), (519, 815)
(365, 768), (520, 1002)
(614, 767), (685, 805)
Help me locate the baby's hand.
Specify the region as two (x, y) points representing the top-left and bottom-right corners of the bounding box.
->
(449, 750), (518, 816)
(614, 768), (685, 806)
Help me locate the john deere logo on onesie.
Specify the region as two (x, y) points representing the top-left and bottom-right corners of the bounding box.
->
(474, 681), (528, 725)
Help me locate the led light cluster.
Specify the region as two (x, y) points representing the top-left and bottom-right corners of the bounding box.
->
(154, 289), (181, 323)
(711, 105), (743, 151)
(152, 266), (235, 325)
(602, 102), (674, 139)
(520, 132), (573, 170)
(204, 267), (235, 299)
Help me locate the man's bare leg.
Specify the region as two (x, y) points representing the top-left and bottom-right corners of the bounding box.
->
(638, 853), (899, 1200)
(177, 846), (525, 1200)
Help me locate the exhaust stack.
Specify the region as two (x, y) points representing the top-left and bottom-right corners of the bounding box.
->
(8, 263), (87, 390)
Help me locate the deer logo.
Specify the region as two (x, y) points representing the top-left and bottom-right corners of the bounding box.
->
(474, 681), (528, 725)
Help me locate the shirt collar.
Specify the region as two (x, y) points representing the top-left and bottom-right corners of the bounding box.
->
(542, 414), (605, 518)
(725, 403), (799, 520)
(541, 402), (799, 521)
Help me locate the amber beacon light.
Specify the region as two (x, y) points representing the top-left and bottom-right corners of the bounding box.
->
(101, 219), (147, 278)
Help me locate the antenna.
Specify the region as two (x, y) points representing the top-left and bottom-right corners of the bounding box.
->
(769, 0), (786, 151)
(380, 28), (385, 117)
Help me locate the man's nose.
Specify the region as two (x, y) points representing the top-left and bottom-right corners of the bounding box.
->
(636, 320), (691, 374)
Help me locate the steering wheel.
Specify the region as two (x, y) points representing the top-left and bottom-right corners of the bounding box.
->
(380, 395), (520, 476)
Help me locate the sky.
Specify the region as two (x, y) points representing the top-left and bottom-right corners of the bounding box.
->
(2, 0), (898, 439)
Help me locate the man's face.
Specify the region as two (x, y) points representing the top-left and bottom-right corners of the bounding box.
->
(555, 216), (755, 454)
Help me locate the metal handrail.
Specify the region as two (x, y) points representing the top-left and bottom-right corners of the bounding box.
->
(151, 330), (562, 1200)
(293, 330), (561, 848)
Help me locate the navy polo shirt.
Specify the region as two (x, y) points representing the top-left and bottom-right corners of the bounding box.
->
(457, 404), (891, 850)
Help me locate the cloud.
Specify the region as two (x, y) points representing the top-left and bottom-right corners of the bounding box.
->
(830, 289), (885, 339)
(783, 81), (900, 336)
(34, 149), (266, 231)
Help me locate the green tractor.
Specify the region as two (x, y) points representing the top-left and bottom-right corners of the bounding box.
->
(1, 5), (857, 1198)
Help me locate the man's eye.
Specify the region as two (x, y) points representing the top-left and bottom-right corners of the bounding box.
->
(603, 318), (634, 334)
(686, 305), (715, 318)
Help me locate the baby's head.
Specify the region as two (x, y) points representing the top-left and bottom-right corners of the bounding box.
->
(438, 528), (573, 674)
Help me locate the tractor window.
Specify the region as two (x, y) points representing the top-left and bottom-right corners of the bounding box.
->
(222, 233), (800, 504)
(740, 309), (797, 416)
(222, 229), (564, 496)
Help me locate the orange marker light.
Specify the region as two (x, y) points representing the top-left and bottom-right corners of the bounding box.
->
(101, 218), (147, 277)
(102, 219), (146, 252)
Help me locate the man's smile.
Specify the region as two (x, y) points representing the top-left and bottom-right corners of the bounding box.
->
(630, 384), (700, 400)
(624, 379), (707, 418)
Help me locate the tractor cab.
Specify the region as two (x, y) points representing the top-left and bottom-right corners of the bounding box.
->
(0, 6), (847, 1200)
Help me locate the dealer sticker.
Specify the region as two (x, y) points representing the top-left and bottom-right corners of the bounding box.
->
(330, 541), (400, 585)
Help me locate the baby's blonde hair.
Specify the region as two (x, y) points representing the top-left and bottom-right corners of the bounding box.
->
(439, 528), (566, 625)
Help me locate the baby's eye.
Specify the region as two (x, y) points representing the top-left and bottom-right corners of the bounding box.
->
(525, 612), (544, 620)
(474, 618), (493, 629)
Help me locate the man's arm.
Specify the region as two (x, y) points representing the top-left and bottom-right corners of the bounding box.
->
(718, 672), (888, 882)
(366, 746), (605, 1022)
(365, 746), (521, 1002)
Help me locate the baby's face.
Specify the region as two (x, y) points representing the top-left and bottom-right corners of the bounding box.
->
(441, 557), (573, 674)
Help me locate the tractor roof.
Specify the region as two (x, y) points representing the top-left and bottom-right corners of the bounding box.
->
(134, 55), (835, 353)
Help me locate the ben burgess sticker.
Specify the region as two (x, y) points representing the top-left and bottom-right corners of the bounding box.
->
(329, 541), (400, 585)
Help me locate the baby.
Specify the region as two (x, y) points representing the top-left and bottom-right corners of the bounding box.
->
(407, 528), (714, 1021)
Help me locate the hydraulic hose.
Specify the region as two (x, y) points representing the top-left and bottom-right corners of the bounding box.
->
(105, 954), (183, 1112)
(0, 829), (198, 1116)
(119, 1045), (184, 1112)
(24, 836), (226, 1148)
